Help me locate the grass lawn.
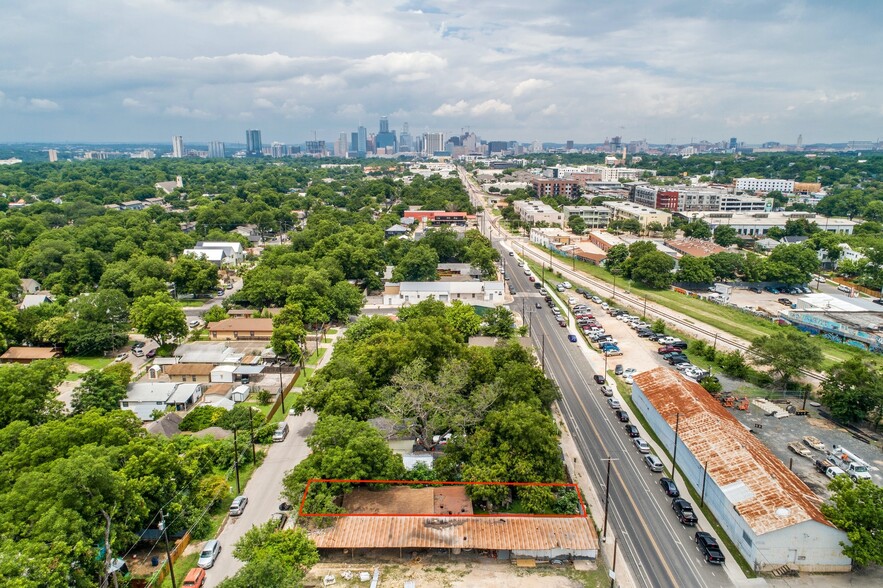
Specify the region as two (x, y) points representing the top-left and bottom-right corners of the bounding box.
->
(293, 367), (315, 388)
(66, 356), (113, 370)
(305, 347), (326, 366)
(176, 299), (210, 307)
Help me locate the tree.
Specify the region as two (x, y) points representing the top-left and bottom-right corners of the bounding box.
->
(683, 220), (712, 239)
(130, 292), (188, 347)
(170, 254), (219, 295)
(568, 215), (586, 235)
(646, 221), (664, 235)
(819, 358), (883, 424)
(821, 477), (883, 567)
(675, 255), (714, 284)
(392, 246), (439, 282)
(651, 319), (666, 334)
(605, 244), (629, 270)
(713, 225), (739, 247)
(221, 522), (319, 588)
(271, 324), (306, 363)
(749, 330), (823, 390)
(203, 305), (229, 323)
(72, 368), (128, 413)
(0, 359), (67, 427)
(482, 306), (516, 338)
(445, 300), (482, 340)
(631, 251), (676, 289)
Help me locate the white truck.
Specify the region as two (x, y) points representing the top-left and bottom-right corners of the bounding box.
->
(828, 444), (873, 482)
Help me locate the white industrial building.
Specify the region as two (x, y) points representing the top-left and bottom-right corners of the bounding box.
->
(383, 281), (505, 306)
(632, 368), (851, 573)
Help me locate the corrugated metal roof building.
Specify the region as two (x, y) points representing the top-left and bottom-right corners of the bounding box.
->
(632, 368), (850, 572)
(310, 516), (597, 560)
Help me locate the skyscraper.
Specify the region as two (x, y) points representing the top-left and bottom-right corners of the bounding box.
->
(246, 129), (263, 157)
(208, 141), (226, 158)
(729, 137), (738, 149)
(172, 135), (184, 158)
(375, 116), (397, 152)
(357, 126), (367, 156)
(48, 149), (58, 162)
(379, 116), (389, 134)
(399, 122), (412, 152)
(337, 133), (349, 158)
(423, 132), (445, 155)
(271, 142), (287, 158)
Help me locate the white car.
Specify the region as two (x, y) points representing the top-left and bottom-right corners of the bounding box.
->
(592, 296), (602, 304)
(562, 281), (572, 289)
(675, 363), (695, 372)
(623, 368), (638, 377)
(113, 353), (128, 362)
(624, 375), (634, 384)
(568, 297), (576, 304)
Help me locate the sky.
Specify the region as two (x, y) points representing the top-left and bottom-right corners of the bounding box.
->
(1, 0), (881, 145)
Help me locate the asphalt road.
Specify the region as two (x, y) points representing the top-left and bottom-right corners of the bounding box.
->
(203, 409), (317, 587)
(503, 252), (732, 588)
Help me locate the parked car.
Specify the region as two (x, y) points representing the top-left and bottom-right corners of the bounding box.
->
(600, 385), (614, 397)
(672, 498), (698, 526)
(777, 298), (792, 306)
(182, 568), (207, 587)
(633, 438), (650, 454)
(644, 454), (664, 472)
(113, 353), (128, 362)
(614, 364), (624, 375)
(146, 348), (157, 359)
(197, 540), (221, 569)
(593, 374), (606, 385)
(658, 345), (678, 354)
(592, 296), (602, 304)
(562, 281), (572, 289)
(837, 284), (851, 293)
(695, 532), (726, 564)
(624, 424), (640, 437)
(615, 409), (629, 422)
(748, 286), (762, 293)
(132, 348), (144, 357)
(229, 496), (248, 516)
(132, 341), (145, 350)
(535, 302), (542, 309)
(556, 285), (565, 292)
(660, 477), (679, 497)
(606, 398), (621, 409)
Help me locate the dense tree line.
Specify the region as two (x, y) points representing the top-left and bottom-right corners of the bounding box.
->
(284, 299), (567, 515)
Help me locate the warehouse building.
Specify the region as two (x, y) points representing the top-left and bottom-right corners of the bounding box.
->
(632, 368), (851, 573)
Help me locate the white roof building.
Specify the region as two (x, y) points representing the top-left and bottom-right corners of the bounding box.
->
(691, 211), (856, 236)
(383, 281), (505, 306)
(121, 382), (203, 421)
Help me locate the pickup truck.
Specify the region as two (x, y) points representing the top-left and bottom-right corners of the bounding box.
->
(695, 532), (726, 564)
(815, 459), (845, 479)
(672, 498), (698, 526)
(828, 444), (873, 482)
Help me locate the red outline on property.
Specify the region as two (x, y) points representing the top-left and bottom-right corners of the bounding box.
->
(299, 478), (588, 519)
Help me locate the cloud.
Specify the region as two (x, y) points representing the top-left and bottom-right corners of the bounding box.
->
(0, 91), (60, 112)
(30, 97), (61, 111)
(433, 100), (468, 116)
(164, 105), (212, 119)
(352, 51), (446, 82)
(513, 78), (550, 97)
(541, 104), (558, 116)
(470, 99), (512, 116)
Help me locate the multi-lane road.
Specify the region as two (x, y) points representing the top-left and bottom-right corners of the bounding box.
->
(501, 244), (732, 588)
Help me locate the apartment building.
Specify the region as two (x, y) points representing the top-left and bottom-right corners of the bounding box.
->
(531, 177), (580, 198)
(562, 205), (611, 229)
(693, 211), (857, 236)
(513, 200), (564, 226)
(602, 201), (671, 227)
(735, 178), (795, 193)
(633, 185), (766, 213)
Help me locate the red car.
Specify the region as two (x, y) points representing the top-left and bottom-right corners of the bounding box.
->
(529, 276), (536, 282)
(658, 345), (678, 354)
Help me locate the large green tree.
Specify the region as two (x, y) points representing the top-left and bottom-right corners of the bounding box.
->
(0, 359), (67, 427)
(821, 477), (883, 567)
(170, 254), (219, 295)
(749, 330), (823, 390)
(392, 246), (439, 282)
(130, 292), (188, 347)
(819, 358), (883, 424)
(71, 368), (130, 414)
(713, 225), (739, 247)
(631, 251), (676, 289)
(675, 255), (714, 284)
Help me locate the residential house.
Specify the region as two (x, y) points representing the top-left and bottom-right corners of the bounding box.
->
(155, 176), (184, 194)
(383, 281), (505, 306)
(20, 278), (41, 295)
(207, 318), (274, 341)
(120, 382), (203, 421)
(160, 363), (214, 383)
(19, 293), (53, 310)
(384, 224), (410, 238)
(0, 347), (60, 364)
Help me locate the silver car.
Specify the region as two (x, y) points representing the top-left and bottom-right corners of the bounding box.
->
(633, 438), (651, 454)
(197, 540), (221, 569)
(644, 454), (664, 472)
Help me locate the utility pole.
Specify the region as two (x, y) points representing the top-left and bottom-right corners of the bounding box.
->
(232, 428), (241, 494)
(609, 537), (618, 588)
(159, 510), (177, 588)
(672, 412), (681, 476)
(601, 456), (619, 542)
(248, 407), (257, 464)
(541, 334), (546, 373)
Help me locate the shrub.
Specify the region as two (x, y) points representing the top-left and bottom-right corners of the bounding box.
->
(256, 389), (272, 405)
(180, 405), (227, 432)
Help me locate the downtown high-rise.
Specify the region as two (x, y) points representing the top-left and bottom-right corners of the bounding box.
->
(246, 129), (262, 157)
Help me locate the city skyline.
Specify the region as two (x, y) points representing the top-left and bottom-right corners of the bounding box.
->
(1, 1), (882, 143)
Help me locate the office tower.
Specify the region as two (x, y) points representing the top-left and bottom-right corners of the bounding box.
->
(172, 135), (184, 158)
(48, 149), (58, 162)
(796, 134), (803, 149)
(246, 129), (263, 157)
(376, 116), (397, 152)
(337, 133), (349, 157)
(350, 132), (359, 154)
(729, 137), (737, 149)
(271, 142), (287, 158)
(566, 140), (574, 151)
(305, 140), (326, 156)
(208, 141), (226, 158)
(423, 132), (445, 155)
(357, 126), (367, 156)
(399, 122), (412, 152)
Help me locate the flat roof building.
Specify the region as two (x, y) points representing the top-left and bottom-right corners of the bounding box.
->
(562, 205), (610, 229)
(691, 211), (856, 236)
(513, 200), (564, 226)
(383, 281), (504, 306)
(531, 177), (580, 199)
(632, 368), (850, 573)
(602, 201), (671, 227)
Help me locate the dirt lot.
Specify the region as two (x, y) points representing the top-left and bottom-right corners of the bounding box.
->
(305, 560), (602, 588)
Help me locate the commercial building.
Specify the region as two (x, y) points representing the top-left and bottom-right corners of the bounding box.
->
(783, 293), (883, 353)
(245, 129), (263, 157)
(664, 238), (729, 258)
(208, 141), (226, 158)
(402, 210), (468, 226)
(632, 368), (851, 573)
(586, 231), (627, 252)
(383, 281), (505, 306)
(632, 185), (767, 213)
(735, 178), (795, 193)
(423, 132), (445, 155)
(562, 206), (610, 229)
(531, 178), (580, 199)
(513, 200), (564, 226)
(602, 201), (671, 227)
(530, 227), (573, 248)
(691, 211), (856, 236)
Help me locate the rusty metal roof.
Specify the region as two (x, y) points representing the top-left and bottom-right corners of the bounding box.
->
(633, 367), (832, 536)
(309, 515), (597, 551)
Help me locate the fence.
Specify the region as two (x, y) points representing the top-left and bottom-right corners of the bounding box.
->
(129, 532), (192, 588)
(265, 366), (300, 423)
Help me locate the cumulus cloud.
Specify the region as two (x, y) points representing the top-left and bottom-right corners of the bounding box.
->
(164, 105), (212, 119)
(470, 99), (512, 116)
(513, 78), (551, 97)
(433, 100), (468, 116)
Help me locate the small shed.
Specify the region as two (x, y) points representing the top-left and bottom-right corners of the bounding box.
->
(211, 364), (237, 383)
(231, 385), (251, 403)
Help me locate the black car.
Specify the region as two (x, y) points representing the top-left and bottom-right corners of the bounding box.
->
(614, 364), (623, 375)
(637, 329), (653, 338)
(615, 409), (629, 423)
(593, 374), (606, 385)
(672, 498), (698, 526)
(668, 356), (690, 365)
(873, 299), (883, 306)
(132, 341), (145, 350)
(624, 424), (640, 437)
(670, 341), (688, 349)
(696, 532), (726, 564)
(535, 302), (542, 309)
(777, 297), (792, 306)
(660, 477), (679, 497)
(748, 286), (762, 293)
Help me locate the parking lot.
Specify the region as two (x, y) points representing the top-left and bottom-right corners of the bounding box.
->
(724, 285), (814, 315)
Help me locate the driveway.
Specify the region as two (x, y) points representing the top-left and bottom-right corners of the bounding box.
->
(203, 409), (317, 587)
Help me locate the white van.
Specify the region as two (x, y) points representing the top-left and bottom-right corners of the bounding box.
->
(272, 421), (289, 442)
